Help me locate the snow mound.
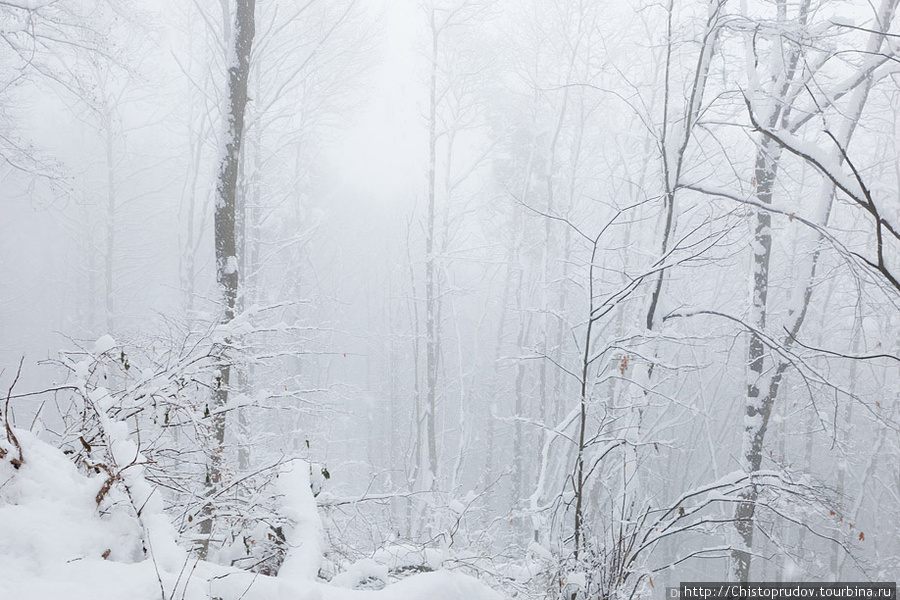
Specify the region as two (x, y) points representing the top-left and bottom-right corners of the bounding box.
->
(0, 430), (156, 600)
(93, 334), (117, 355)
(277, 458), (325, 581)
(0, 431), (504, 600)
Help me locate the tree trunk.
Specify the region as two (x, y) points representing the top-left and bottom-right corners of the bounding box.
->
(423, 8), (440, 494)
(201, 0), (256, 557)
(730, 136), (779, 581)
(104, 114), (116, 334)
(730, 0), (895, 577)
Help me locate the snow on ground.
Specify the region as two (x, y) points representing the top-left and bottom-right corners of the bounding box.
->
(0, 430), (504, 600)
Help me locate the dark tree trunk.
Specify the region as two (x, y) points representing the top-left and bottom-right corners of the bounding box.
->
(201, 0), (256, 557)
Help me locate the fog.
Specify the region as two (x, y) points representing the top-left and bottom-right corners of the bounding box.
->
(0, 0), (898, 597)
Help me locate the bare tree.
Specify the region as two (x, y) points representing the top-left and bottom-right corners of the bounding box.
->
(679, 0), (900, 579)
(202, 0), (256, 556)
(412, 0), (495, 521)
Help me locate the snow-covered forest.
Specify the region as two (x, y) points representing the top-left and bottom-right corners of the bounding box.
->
(0, 0), (898, 598)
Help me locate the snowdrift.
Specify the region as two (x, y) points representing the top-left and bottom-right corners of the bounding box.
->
(0, 430), (503, 600)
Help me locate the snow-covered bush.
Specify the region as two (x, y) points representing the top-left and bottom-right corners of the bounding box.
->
(45, 330), (301, 573)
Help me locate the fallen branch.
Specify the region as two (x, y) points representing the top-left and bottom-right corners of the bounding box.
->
(1, 358), (25, 469)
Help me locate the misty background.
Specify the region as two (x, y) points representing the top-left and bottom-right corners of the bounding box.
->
(0, 0), (898, 596)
